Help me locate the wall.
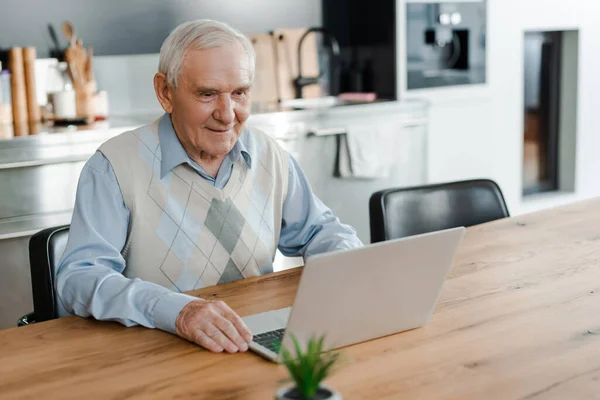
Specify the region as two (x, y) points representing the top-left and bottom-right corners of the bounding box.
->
(398, 0), (600, 215)
(0, 0), (321, 57)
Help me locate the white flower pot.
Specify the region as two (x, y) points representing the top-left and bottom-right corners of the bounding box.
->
(275, 385), (342, 400)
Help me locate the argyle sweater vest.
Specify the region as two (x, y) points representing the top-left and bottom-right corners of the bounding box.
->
(98, 120), (289, 292)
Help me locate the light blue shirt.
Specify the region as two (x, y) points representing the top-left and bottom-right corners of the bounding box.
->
(56, 114), (363, 334)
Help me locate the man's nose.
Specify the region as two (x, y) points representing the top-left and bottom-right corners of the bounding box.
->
(213, 94), (235, 125)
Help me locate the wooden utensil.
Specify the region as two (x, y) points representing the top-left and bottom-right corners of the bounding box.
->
(60, 21), (97, 122)
(65, 39), (87, 88)
(63, 21), (84, 87)
(65, 49), (83, 87)
(62, 21), (76, 47)
(85, 46), (94, 83)
(75, 39), (87, 83)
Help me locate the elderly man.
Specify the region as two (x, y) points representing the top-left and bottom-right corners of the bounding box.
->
(56, 19), (362, 354)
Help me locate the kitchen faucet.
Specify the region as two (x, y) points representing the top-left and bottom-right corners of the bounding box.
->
(293, 27), (340, 99)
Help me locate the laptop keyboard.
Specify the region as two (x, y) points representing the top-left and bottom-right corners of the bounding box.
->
(253, 328), (285, 353)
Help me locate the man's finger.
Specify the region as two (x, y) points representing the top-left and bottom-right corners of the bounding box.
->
(214, 316), (249, 352)
(205, 323), (239, 353)
(219, 305), (253, 343)
(193, 330), (224, 353)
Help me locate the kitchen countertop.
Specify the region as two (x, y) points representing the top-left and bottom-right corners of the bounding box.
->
(0, 212), (73, 240)
(0, 114), (160, 143)
(0, 114), (161, 169)
(0, 99), (385, 142)
(0, 99), (429, 168)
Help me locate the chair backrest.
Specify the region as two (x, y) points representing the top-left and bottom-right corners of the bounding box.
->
(28, 225), (70, 322)
(369, 179), (509, 243)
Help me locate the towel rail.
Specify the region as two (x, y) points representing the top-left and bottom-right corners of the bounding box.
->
(307, 118), (428, 137)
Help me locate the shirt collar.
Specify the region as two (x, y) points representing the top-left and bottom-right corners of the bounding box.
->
(157, 113), (252, 179)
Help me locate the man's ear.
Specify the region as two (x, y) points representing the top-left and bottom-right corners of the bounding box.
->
(154, 72), (174, 113)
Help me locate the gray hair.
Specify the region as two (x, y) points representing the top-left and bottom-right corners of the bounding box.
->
(158, 19), (255, 88)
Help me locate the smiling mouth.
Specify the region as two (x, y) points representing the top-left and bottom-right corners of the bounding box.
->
(207, 127), (231, 133)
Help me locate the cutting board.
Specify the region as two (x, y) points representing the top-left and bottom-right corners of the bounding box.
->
(249, 33), (279, 105)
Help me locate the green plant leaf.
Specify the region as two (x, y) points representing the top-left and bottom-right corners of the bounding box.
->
(289, 334), (309, 397)
(282, 348), (302, 387)
(314, 353), (340, 385)
(281, 334), (341, 399)
(316, 335), (325, 353)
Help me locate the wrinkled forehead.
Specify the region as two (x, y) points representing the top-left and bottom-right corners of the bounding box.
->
(180, 42), (252, 90)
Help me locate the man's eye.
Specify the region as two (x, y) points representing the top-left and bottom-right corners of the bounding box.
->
(198, 92), (216, 100)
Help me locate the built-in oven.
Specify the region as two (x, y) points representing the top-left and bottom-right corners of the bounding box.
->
(405, 0), (487, 90)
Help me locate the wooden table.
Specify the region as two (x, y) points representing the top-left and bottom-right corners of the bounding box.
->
(2, 199), (600, 399)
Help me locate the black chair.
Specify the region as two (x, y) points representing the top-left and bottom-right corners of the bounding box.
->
(17, 225), (70, 326)
(369, 179), (509, 243)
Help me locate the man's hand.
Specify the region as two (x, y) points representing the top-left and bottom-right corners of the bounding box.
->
(175, 299), (253, 353)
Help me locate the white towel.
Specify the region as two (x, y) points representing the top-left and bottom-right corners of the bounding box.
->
(336, 123), (404, 179)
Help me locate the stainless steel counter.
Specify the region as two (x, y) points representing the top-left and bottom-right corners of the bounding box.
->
(0, 99), (429, 329)
(0, 114), (161, 240)
(0, 115), (159, 168)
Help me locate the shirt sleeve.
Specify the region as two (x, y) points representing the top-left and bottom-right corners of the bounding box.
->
(55, 151), (196, 334)
(278, 153), (364, 258)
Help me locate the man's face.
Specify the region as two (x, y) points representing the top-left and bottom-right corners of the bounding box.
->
(166, 42), (252, 159)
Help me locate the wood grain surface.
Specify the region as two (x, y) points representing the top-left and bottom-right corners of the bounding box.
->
(1, 199), (600, 399)
(249, 33), (280, 105)
(8, 47), (29, 126)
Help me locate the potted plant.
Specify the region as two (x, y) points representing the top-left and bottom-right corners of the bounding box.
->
(276, 334), (343, 400)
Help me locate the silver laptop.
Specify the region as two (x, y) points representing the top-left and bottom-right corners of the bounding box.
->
(242, 227), (465, 363)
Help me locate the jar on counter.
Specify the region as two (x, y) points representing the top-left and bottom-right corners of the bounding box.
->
(0, 69), (13, 124)
(46, 62), (77, 120)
